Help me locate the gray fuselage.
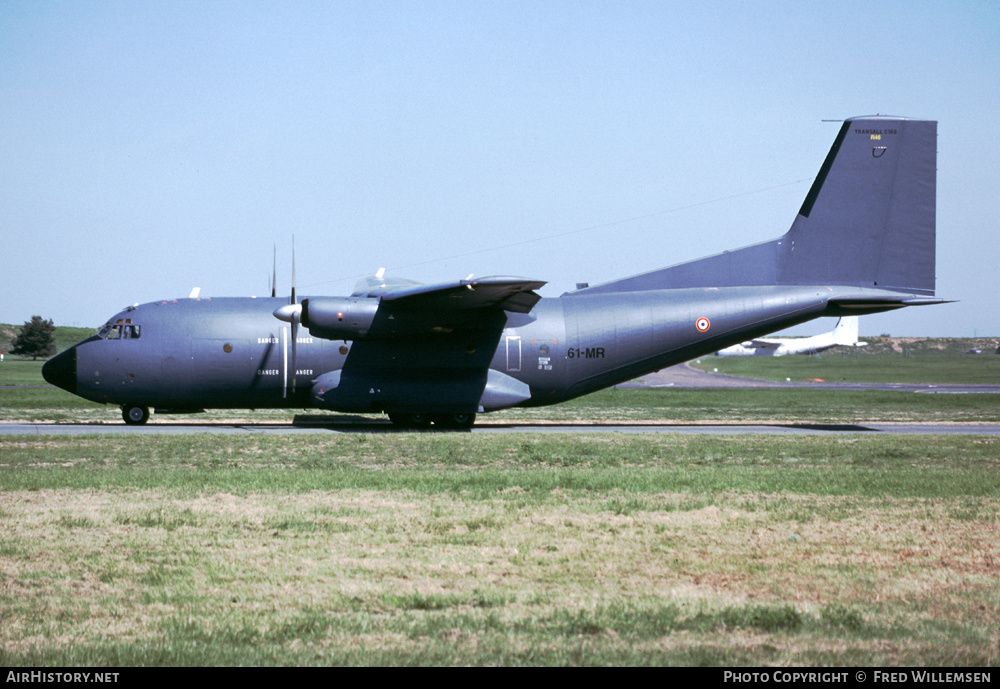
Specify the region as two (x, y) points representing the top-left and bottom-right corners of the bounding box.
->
(55, 284), (852, 414)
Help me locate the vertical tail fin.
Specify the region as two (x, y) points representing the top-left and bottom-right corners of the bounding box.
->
(574, 116), (937, 296)
(831, 317), (860, 346)
(777, 117), (937, 294)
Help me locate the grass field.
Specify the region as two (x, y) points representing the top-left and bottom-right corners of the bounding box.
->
(1, 433), (998, 666)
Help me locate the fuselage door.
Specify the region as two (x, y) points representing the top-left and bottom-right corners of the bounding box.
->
(505, 335), (521, 372)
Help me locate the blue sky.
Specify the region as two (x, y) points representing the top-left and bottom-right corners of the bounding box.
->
(2, 1), (998, 336)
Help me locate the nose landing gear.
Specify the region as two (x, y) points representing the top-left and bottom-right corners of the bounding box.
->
(122, 404), (150, 425)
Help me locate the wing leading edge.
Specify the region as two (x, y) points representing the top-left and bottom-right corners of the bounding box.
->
(363, 276), (546, 313)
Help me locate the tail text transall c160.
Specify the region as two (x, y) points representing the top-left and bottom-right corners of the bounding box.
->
(43, 116), (948, 428)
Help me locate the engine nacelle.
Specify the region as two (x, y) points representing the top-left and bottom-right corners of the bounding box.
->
(301, 297), (379, 340)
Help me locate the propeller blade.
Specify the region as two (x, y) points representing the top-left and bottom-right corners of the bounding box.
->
(290, 236), (297, 392)
(272, 237), (300, 398)
(291, 309), (299, 393)
(271, 244), (277, 298)
(290, 235), (296, 306)
(272, 303), (303, 398)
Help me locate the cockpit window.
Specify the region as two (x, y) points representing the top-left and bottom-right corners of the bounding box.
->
(99, 321), (140, 340)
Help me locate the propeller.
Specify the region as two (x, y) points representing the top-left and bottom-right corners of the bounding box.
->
(270, 244), (277, 298)
(272, 237), (301, 398)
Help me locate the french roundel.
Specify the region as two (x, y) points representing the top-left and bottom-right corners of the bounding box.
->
(695, 317), (711, 332)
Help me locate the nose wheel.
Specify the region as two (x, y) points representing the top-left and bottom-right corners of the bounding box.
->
(122, 405), (150, 425)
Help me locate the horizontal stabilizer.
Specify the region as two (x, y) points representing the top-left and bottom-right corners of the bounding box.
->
(826, 295), (953, 316)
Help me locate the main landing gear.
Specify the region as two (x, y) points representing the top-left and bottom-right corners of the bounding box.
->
(122, 404), (150, 425)
(387, 412), (477, 430)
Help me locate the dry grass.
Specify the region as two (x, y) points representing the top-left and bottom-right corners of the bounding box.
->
(3, 479), (998, 665)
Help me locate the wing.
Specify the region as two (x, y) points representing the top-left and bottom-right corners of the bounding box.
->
(745, 339), (782, 351)
(364, 276), (546, 313)
(299, 276), (546, 340)
(365, 276), (546, 338)
(305, 276), (546, 415)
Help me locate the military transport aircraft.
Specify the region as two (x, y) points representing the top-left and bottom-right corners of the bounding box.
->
(43, 116), (946, 428)
(715, 316), (867, 357)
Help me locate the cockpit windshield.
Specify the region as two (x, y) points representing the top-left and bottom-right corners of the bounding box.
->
(98, 319), (140, 340)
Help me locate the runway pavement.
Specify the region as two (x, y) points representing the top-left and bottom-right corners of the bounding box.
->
(3, 420), (999, 436)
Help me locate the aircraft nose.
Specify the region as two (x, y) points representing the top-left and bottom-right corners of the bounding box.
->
(42, 346), (77, 394)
